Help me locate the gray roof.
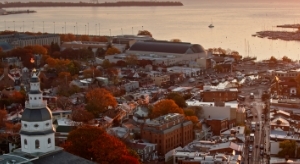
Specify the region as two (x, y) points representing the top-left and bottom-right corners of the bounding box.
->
(20, 128), (55, 135)
(32, 150), (95, 164)
(0, 41), (13, 52)
(128, 41), (205, 54)
(22, 107), (52, 122)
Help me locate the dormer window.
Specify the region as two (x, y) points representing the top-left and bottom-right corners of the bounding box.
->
(46, 123), (49, 126)
(34, 97), (36, 100)
(34, 124), (39, 128)
(24, 124), (27, 128)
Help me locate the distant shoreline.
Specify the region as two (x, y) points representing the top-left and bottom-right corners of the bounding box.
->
(0, 1), (184, 8)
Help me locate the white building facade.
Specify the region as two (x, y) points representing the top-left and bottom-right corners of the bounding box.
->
(20, 70), (55, 153)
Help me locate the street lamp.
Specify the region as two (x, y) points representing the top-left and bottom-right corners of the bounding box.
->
(53, 22), (56, 34)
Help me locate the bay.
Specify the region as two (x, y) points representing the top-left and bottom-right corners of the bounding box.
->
(1, 0), (300, 60)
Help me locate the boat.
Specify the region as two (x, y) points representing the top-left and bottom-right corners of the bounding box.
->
(208, 19), (214, 28)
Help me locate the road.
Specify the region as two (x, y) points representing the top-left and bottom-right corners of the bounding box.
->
(241, 85), (270, 164)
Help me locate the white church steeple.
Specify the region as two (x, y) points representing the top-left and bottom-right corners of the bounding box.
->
(20, 69), (55, 154)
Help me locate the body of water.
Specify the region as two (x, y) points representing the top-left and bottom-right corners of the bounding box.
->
(1, 0), (300, 60)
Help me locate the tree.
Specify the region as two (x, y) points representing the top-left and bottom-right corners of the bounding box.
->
(270, 56), (278, 63)
(185, 116), (199, 124)
(56, 96), (72, 110)
(79, 35), (90, 41)
(83, 68), (102, 78)
(105, 47), (121, 55)
(186, 106), (203, 118)
(170, 39), (181, 42)
(282, 56), (292, 63)
(30, 45), (48, 55)
(150, 99), (184, 118)
(8, 91), (25, 104)
(166, 92), (187, 108)
(0, 109), (7, 129)
(137, 30), (152, 37)
(102, 59), (111, 69)
(85, 88), (117, 116)
(57, 72), (72, 84)
(124, 54), (138, 66)
(278, 140), (300, 158)
(71, 108), (94, 123)
(63, 126), (139, 163)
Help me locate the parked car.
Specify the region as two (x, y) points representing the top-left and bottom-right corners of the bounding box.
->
(260, 144), (264, 150)
(249, 145), (253, 152)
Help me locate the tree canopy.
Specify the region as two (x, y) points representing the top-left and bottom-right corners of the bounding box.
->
(170, 39), (181, 42)
(137, 30), (152, 37)
(150, 99), (183, 118)
(105, 47), (121, 55)
(85, 88), (117, 116)
(282, 56), (292, 63)
(71, 108), (94, 123)
(63, 126), (139, 164)
(278, 140), (300, 158)
(166, 92), (187, 108)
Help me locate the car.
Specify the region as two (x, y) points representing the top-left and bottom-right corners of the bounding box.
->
(260, 150), (264, 156)
(248, 152), (252, 158)
(260, 144), (264, 150)
(249, 145), (253, 152)
(255, 145), (259, 149)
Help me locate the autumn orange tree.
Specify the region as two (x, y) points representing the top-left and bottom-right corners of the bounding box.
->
(83, 68), (102, 78)
(150, 99), (184, 118)
(85, 88), (117, 116)
(105, 47), (121, 55)
(63, 126), (139, 164)
(71, 108), (94, 123)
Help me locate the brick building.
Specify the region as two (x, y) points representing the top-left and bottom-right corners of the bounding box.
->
(141, 113), (193, 155)
(202, 86), (239, 102)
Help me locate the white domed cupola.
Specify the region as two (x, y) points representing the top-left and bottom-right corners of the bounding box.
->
(20, 69), (55, 154)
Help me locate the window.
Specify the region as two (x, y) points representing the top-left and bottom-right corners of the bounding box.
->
(24, 139), (27, 145)
(34, 97), (36, 100)
(48, 138), (51, 147)
(24, 124), (27, 128)
(35, 140), (40, 149)
(34, 124), (39, 128)
(46, 123), (50, 127)
(39, 97), (41, 99)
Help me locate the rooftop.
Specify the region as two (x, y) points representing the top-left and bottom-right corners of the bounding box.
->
(128, 41), (205, 54)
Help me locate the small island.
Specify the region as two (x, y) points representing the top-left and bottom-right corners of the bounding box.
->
(0, 1), (184, 8)
(253, 24), (300, 41)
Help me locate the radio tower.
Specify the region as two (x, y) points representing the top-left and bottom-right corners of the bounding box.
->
(90, 0), (99, 3)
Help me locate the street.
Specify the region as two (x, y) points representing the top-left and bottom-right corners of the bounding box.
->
(241, 85), (270, 164)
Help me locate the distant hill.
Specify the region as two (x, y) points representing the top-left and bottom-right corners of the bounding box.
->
(0, 1), (184, 8)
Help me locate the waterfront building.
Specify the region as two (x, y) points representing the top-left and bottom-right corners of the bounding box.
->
(126, 41), (207, 66)
(0, 33), (60, 48)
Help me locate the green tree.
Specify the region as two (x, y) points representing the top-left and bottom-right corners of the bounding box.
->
(186, 106), (203, 118)
(137, 30), (152, 37)
(278, 140), (300, 158)
(166, 92), (187, 108)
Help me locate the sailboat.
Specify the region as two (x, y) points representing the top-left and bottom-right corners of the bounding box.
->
(208, 19), (214, 28)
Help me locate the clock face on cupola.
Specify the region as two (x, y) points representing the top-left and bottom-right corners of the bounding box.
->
(20, 69), (55, 154)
